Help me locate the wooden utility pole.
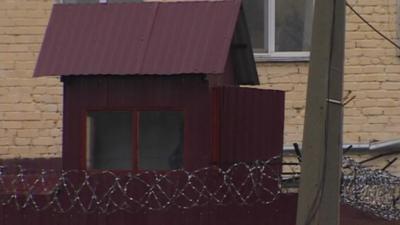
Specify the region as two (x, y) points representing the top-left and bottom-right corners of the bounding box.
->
(296, 0), (345, 224)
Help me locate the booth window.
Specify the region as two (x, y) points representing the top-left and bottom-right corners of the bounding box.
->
(86, 111), (184, 170)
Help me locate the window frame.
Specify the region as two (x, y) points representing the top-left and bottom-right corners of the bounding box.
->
(248, 0), (311, 62)
(83, 107), (186, 172)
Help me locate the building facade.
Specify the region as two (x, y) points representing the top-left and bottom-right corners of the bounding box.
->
(0, 0), (400, 173)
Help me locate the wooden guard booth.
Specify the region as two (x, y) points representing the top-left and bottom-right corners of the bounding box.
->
(34, 0), (285, 172)
(21, 1), (399, 225)
(31, 3), (291, 225)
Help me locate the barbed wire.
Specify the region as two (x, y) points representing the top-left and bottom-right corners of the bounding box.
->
(341, 156), (400, 221)
(0, 156), (281, 214)
(0, 155), (398, 221)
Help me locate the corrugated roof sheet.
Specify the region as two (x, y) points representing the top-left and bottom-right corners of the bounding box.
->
(34, 0), (242, 77)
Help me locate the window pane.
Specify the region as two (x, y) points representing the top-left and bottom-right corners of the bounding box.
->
(87, 112), (132, 170)
(139, 111), (184, 170)
(275, 0), (312, 51)
(242, 0), (266, 51)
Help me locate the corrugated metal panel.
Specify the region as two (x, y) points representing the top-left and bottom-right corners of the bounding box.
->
(34, 1), (241, 77)
(1, 192), (397, 225)
(0, 193), (298, 225)
(215, 87), (285, 194)
(62, 76), (212, 170)
(218, 87), (285, 163)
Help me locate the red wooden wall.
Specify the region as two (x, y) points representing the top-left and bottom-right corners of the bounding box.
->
(62, 76), (213, 170)
(62, 76), (285, 171)
(217, 87), (284, 164)
(0, 192), (397, 225)
(0, 194), (298, 225)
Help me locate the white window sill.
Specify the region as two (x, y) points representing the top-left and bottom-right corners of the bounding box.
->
(254, 52), (310, 63)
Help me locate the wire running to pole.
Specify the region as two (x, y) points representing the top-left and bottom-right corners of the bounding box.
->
(346, 1), (400, 50)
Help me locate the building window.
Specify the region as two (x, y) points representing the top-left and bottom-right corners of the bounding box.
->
(86, 110), (184, 170)
(243, 0), (313, 61)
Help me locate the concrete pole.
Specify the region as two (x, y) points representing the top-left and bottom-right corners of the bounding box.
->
(302, 0), (314, 50)
(295, 0), (345, 224)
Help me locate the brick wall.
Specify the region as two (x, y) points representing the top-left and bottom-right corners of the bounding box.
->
(0, 0), (61, 158)
(0, 0), (399, 160)
(259, 0), (400, 145)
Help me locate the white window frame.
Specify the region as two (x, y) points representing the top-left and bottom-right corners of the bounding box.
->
(253, 0), (311, 62)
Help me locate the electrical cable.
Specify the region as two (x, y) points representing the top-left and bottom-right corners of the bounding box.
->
(346, 1), (400, 50)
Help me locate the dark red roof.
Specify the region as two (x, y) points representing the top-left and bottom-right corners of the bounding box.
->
(34, 0), (244, 77)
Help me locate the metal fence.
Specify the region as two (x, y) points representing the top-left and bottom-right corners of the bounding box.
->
(0, 156), (281, 214)
(0, 155), (398, 221)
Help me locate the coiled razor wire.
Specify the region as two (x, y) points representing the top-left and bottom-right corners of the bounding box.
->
(0, 156), (281, 214)
(341, 156), (400, 221)
(0, 155), (399, 221)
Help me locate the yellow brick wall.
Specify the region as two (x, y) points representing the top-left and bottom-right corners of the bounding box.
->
(0, 0), (399, 160)
(0, 0), (61, 158)
(260, 0), (400, 145)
